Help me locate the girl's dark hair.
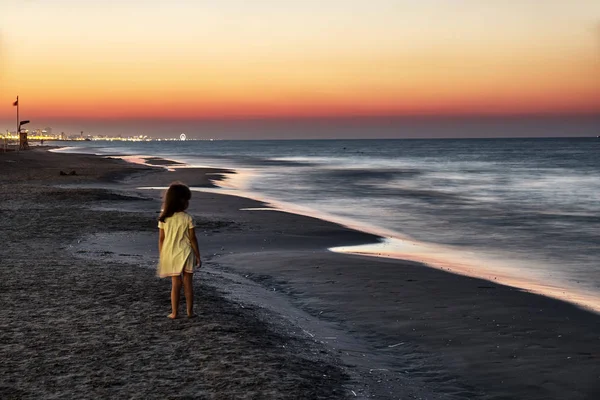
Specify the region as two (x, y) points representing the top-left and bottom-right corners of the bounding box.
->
(158, 182), (192, 222)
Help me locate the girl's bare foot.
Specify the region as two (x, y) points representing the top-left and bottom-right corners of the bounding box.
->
(168, 313), (177, 319)
(187, 313), (197, 319)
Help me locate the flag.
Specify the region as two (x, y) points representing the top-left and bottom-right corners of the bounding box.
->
(13, 99), (18, 107)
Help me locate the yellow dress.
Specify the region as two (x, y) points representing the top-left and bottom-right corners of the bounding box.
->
(157, 212), (195, 277)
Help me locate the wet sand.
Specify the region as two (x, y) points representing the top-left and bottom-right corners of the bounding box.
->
(2, 148), (599, 399)
(0, 149), (349, 400)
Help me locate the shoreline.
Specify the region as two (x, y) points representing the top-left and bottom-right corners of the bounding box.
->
(79, 146), (599, 315)
(90, 153), (600, 398)
(3, 148), (599, 399)
(121, 158), (600, 399)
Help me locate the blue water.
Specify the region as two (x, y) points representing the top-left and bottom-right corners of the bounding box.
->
(54, 138), (600, 309)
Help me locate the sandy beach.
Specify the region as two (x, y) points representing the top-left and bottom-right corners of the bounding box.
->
(1, 148), (599, 399)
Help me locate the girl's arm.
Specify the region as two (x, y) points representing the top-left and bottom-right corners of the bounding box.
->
(158, 228), (165, 254)
(189, 228), (201, 267)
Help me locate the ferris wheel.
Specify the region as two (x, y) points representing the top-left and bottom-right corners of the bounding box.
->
(180, 133), (187, 141)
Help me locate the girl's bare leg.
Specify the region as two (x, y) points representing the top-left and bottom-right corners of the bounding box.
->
(183, 272), (194, 317)
(169, 275), (182, 319)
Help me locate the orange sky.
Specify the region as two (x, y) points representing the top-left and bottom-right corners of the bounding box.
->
(1, 0), (599, 126)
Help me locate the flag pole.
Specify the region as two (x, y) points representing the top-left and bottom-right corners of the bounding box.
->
(16, 96), (19, 151)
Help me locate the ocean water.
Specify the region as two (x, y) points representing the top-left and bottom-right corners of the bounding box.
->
(54, 138), (600, 311)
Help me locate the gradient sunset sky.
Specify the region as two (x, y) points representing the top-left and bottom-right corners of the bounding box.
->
(1, 0), (599, 138)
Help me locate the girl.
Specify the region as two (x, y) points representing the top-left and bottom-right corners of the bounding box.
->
(158, 182), (201, 319)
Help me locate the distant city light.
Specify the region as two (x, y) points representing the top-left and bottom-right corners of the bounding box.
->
(2, 128), (220, 143)
(0, 129), (210, 142)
